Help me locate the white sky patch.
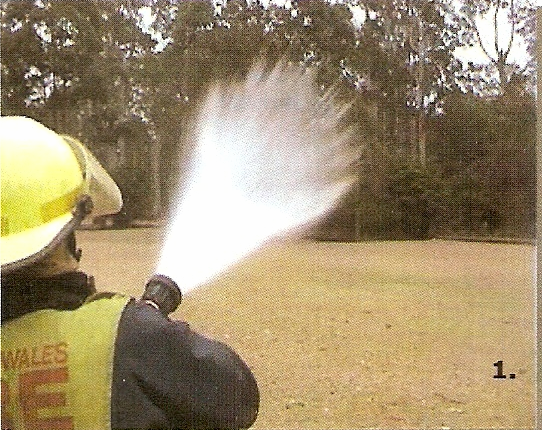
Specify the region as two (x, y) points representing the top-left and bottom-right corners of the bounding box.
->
(453, 5), (531, 68)
(138, 6), (154, 33)
(270, 0), (288, 7)
(138, 6), (172, 52)
(349, 4), (366, 29)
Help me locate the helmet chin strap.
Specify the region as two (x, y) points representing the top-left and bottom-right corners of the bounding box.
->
(74, 194), (94, 219)
(70, 195), (94, 262)
(67, 232), (82, 262)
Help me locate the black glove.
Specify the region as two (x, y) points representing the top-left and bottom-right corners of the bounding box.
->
(141, 274), (182, 316)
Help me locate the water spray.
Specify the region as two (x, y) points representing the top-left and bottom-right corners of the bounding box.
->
(143, 61), (359, 314)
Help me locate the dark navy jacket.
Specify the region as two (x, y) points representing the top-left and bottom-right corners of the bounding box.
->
(111, 300), (259, 429)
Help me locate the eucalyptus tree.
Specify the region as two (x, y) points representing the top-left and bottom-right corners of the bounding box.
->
(353, 1), (462, 166)
(446, 0), (536, 95)
(1, 0), (151, 137)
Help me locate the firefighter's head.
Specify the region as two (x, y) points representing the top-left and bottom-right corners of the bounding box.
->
(0, 116), (122, 277)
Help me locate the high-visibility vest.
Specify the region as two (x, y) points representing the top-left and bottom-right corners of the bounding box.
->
(1, 294), (131, 430)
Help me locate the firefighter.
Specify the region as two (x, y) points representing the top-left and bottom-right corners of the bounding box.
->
(0, 116), (259, 430)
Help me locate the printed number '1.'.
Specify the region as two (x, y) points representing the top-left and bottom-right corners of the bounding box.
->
(493, 360), (507, 379)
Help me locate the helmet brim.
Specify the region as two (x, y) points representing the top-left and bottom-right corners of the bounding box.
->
(62, 136), (123, 217)
(1, 212), (74, 272)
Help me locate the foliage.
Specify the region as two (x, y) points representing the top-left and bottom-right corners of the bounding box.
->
(387, 165), (443, 239)
(446, 0), (536, 94)
(0, 0), (536, 238)
(428, 86), (536, 237)
(1, 0), (156, 218)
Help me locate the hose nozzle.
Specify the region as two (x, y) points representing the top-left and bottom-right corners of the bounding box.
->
(142, 274), (182, 316)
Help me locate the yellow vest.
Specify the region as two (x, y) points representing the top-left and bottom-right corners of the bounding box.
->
(1, 294), (131, 430)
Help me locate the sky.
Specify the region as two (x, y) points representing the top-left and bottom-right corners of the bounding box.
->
(451, 4), (532, 69)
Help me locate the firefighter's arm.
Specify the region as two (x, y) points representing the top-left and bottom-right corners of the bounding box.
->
(112, 301), (259, 429)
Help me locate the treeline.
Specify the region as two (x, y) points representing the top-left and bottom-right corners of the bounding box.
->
(1, 0), (536, 239)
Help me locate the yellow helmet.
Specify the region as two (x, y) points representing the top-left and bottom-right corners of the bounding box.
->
(0, 116), (122, 273)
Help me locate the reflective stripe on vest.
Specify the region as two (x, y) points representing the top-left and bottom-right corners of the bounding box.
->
(1, 294), (131, 430)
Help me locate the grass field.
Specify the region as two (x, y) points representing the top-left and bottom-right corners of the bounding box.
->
(78, 228), (536, 429)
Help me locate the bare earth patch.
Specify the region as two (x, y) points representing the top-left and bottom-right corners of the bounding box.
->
(78, 228), (536, 429)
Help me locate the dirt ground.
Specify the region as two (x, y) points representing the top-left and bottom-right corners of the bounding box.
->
(78, 228), (536, 429)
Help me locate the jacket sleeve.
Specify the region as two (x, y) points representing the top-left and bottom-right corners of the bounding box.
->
(111, 300), (259, 429)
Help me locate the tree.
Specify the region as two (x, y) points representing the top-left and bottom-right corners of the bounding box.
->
(447, 0), (536, 94)
(1, 0), (160, 219)
(1, 0), (151, 131)
(428, 88), (535, 237)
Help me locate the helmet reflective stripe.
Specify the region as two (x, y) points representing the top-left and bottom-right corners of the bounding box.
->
(1, 185), (83, 237)
(41, 185), (84, 226)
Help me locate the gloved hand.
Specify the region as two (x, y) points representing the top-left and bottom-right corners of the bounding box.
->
(141, 274), (182, 316)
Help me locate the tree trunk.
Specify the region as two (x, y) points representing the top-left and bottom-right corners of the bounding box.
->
(149, 135), (162, 220)
(418, 107), (426, 167)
